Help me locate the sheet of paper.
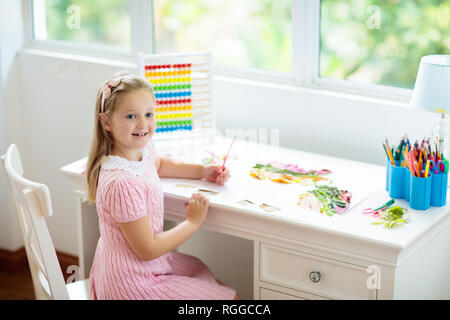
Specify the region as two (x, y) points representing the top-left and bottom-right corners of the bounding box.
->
(157, 138), (381, 226)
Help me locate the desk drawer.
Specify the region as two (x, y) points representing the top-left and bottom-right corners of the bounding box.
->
(260, 288), (303, 300)
(260, 243), (377, 300)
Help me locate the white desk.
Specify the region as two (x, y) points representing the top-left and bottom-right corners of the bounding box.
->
(61, 136), (450, 300)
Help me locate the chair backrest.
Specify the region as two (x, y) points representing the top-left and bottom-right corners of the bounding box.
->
(1, 144), (69, 300)
(138, 51), (215, 143)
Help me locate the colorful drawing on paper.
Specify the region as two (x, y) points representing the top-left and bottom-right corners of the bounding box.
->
(297, 185), (352, 216)
(249, 162), (332, 185)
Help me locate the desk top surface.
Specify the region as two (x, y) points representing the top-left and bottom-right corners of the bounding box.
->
(61, 136), (450, 252)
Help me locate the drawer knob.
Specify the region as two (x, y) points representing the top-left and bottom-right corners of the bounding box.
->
(309, 271), (321, 283)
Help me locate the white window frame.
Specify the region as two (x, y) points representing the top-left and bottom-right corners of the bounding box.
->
(293, 0), (411, 102)
(24, 0), (154, 62)
(24, 0), (414, 103)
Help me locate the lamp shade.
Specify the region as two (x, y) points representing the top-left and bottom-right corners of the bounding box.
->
(411, 55), (450, 112)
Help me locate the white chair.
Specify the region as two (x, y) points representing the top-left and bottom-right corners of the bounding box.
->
(1, 144), (89, 300)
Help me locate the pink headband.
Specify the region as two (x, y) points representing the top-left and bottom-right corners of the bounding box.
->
(100, 78), (122, 113)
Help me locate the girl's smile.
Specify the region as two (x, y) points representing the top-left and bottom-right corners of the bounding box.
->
(132, 131), (149, 137)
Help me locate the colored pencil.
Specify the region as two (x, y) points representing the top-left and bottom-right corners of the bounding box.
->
(410, 150), (417, 177)
(403, 149), (415, 177)
(221, 137), (236, 172)
(383, 143), (395, 165)
(382, 143), (389, 158)
(414, 161), (421, 177)
(386, 146), (395, 165)
(425, 160), (430, 178)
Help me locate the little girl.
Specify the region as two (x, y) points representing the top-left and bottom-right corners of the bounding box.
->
(86, 72), (238, 300)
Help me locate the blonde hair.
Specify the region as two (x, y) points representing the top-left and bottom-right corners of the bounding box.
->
(86, 71), (155, 203)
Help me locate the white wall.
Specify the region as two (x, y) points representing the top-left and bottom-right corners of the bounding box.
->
(0, 0), (27, 251)
(214, 78), (440, 165)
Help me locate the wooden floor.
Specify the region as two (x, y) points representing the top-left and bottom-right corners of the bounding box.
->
(0, 267), (35, 300)
(0, 248), (79, 300)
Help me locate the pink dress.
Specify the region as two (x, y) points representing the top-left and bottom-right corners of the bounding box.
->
(89, 141), (236, 300)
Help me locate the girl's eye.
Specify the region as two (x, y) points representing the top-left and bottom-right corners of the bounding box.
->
(126, 114), (136, 119)
(146, 113), (154, 118)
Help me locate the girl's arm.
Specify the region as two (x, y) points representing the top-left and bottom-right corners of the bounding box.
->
(119, 193), (209, 261)
(155, 156), (204, 179)
(155, 156), (230, 184)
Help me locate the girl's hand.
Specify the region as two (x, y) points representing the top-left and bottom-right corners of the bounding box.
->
(202, 165), (231, 185)
(185, 193), (210, 228)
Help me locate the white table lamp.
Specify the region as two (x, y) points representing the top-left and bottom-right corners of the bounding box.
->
(411, 55), (450, 157)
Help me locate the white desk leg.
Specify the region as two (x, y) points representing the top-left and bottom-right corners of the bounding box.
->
(75, 192), (100, 280)
(253, 240), (260, 300)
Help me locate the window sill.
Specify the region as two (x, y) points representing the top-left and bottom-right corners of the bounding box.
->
(20, 47), (411, 112)
(214, 74), (411, 111)
(21, 47), (136, 70)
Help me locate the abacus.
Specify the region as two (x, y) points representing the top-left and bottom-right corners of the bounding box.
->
(138, 51), (215, 141)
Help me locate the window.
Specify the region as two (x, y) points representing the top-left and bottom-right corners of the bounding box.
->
(319, 0), (450, 89)
(26, 0), (450, 96)
(31, 0), (131, 51)
(153, 0), (291, 73)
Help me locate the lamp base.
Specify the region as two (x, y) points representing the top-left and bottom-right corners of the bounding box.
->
(437, 112), (447, 159)
(436, 112), (450, 190)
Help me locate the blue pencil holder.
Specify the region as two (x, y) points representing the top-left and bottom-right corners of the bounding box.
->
(385, 158), (390, 191)
(385, 158), (447, 210)
(404, 169), (411, 201)
(430, 171), (448, 207)
(386, 160), (407, 199)
(409, 174), (432, 210)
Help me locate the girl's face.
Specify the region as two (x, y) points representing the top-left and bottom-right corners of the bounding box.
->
(103, 89), (156, 160)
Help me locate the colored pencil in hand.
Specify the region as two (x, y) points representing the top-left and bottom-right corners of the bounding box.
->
(221, 137), (236, 172)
